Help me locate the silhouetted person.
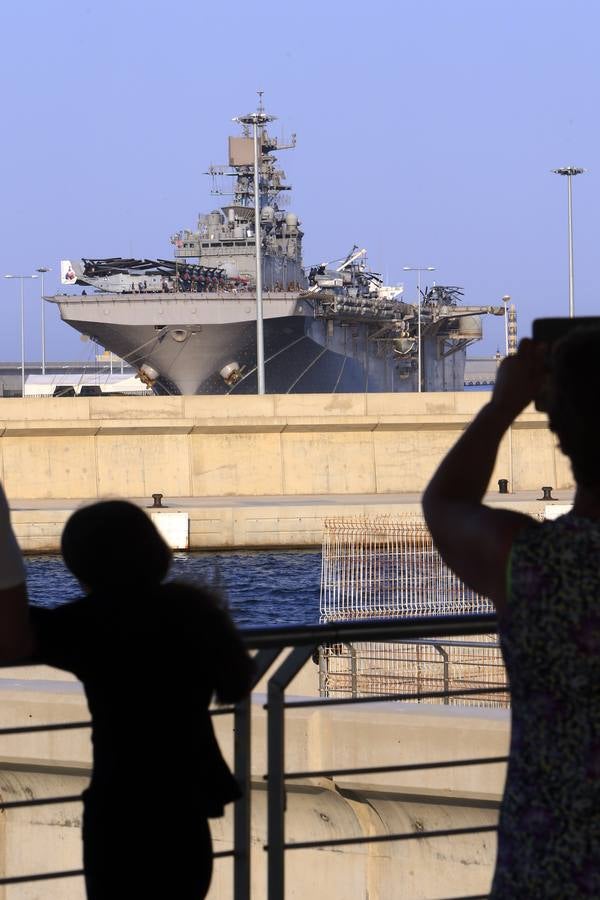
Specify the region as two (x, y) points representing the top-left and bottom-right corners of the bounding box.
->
(0, 483), (33, 661)
(423, 331), (600, 897)
(27, 501), (254, 899)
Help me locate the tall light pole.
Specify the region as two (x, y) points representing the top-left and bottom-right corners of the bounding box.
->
(36, 266), (52, 374)
(403, 266), (436, 392)
(502, 294), (511, 357)
(4, 274), (39, 396)
(552, 166), (585, 318)
(233, 94), (276, 395)
(500, 295), (514, 493)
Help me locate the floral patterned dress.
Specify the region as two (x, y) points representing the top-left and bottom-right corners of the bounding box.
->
(491, 513), (600, 898)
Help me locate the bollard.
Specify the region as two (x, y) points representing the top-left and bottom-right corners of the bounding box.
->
(538, 486), (555, 501)
(151, 493), (164, 508)
(498, 479), (509, 494)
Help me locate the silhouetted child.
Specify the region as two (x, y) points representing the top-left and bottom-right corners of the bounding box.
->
(29, 500), (254, 899)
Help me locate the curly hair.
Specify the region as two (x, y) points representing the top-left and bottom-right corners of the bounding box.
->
(546, 327), (600, 488)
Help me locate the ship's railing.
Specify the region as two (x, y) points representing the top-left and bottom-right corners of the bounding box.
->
(0, 613), (505, 899)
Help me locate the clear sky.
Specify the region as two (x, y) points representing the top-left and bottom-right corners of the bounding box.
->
(0, 0), (598, 363)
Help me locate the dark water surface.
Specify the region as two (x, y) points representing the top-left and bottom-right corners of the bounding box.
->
(25, 550), (322, 628)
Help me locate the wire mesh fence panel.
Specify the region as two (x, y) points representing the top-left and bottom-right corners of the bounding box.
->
(321, 516), (493, 620)
(319, 516), (508, 708)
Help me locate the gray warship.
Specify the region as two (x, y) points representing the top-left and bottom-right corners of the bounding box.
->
(50, 104), (503, 395)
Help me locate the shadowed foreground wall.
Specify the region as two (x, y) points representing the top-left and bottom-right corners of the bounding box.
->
(0, 667), (508, 899)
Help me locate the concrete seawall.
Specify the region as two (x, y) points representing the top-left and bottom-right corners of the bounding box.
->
(0, 392), (573, 550)
(0, 665), (508, 899)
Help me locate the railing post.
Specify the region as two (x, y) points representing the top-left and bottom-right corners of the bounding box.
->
(434, 643), (450, 705)
(318, 646), (327, 696)
(267, 645), (315, 900)
(350, 644), (358, 698)
(233, 696), (251, 900)
(234, 648), (282, 900)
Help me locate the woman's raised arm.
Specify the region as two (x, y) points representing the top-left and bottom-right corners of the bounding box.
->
(422, 340), (546, 610)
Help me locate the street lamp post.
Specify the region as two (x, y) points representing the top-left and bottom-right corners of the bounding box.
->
(36, 266), (52, 374)
(500, 294), (513, 493)
(233, 95), (276, 395)
(403, 266), (436, 392)
(552, 167), (585, 318)
(4, 274), (39, 396)
(502, 294), (511, 357)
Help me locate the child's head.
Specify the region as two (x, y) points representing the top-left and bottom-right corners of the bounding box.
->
(61, 500), (172, 590)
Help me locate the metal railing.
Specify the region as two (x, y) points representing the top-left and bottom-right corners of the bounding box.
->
(0, 612), (506, 899)
(320, 635), (508, 706)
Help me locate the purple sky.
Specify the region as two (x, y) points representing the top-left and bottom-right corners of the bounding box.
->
(0, 0), (597, 363)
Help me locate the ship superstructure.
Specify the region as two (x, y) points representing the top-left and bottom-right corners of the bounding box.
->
(49, 104), (503, 395)
(170, 110), (305, 293)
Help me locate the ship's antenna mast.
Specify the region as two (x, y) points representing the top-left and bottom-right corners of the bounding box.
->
(233, 93), (276, 395)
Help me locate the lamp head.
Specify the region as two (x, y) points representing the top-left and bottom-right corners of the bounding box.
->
(552, 167), (585, 177)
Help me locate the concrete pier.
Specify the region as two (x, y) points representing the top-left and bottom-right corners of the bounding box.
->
(11, 488), (573, 552)
(0, 392), (574, 551)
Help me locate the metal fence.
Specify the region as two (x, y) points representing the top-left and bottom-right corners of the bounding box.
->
(319, 517), (507, 707)
(0, 613), (505, 899)
(320, 516), (493, 620)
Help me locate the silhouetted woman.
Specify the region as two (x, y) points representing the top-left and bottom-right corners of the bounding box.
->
(28, 501), (254, 899)
(423, 331), (600, 897)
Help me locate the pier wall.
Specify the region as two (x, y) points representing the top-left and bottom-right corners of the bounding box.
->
(0, 393), (572, 550)
(0, 393), (571, 499)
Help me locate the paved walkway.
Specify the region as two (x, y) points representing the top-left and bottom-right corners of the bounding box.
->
(11, 488), (574, 511)
(11, 489), (575, 552)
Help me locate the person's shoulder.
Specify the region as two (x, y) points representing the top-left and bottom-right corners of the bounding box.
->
(511, 515), (544, 540)
(29, 596), (92, 669)
(158, 581), (245, 644)
(30, 596), (89, 623)
(156, 581), (230, 621)
(508, 515), (589, 584)
(512, 513), (574, 552)
(30, 596), (94, 638)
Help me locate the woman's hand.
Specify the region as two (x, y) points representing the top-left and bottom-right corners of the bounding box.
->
(490, 338), (547, 423)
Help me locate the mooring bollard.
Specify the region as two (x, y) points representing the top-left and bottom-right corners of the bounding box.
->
(538, 486), (555, 501)
(151, 493), (164, 508)
(498, 478), (509, 494)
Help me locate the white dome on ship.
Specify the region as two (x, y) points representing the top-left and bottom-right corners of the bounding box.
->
(261, 206), (275, 222)
(285, 212), (298, 227)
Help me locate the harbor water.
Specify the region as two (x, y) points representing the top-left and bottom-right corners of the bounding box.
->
(25, 550), (322, 627)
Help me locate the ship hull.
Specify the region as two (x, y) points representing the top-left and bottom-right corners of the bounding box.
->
(51, 292), (467, 395)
